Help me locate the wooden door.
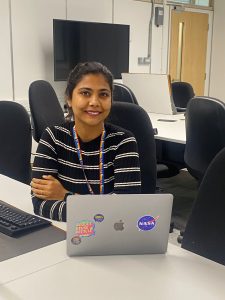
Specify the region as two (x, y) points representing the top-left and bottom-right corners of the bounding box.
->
(169, 10), (208, 96)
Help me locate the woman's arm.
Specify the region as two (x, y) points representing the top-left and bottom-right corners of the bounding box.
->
(31, 127), (68, 221)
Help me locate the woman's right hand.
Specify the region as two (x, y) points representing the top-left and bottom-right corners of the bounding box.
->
(31, 175), (68, 200)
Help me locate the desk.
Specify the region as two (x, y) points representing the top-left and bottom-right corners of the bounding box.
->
(0, 174), (66, 231)
(1, 241), (225, 300)
(1, 174), (225, 300)
(149, 113), (186, 144)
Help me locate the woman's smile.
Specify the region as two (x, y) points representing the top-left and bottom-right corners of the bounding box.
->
(85, 110), (102, 116)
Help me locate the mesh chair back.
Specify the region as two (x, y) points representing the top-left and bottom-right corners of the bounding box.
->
(107, 102), (156, 193)
(113, 83), (139, 105)
(172, 81), (194, 109)
(29, 80), (65, 142)
(182, 147), (225, 265)
(0, 101), (32, 184)
(184, 96), (225, 181)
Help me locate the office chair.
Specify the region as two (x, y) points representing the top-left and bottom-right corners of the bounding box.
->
(185, 96), (225, 182)
(171, 81), (194, 112)
(181, 146), (225, 266)
(113, 82), (139, 105)
(0, 101), (32, 185)
(29, 80), (65, 142)
(106, 102), (156, 193)
(113, 82), (182, 178)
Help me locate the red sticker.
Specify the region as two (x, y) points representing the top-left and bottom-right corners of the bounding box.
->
(75, 220), (95, 237)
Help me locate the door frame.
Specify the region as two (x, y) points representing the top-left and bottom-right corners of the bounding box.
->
(167, 5), (213, 96)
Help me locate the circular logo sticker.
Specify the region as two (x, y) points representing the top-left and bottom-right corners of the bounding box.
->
(71, 235), (81, 245)
(137, 215), (159, 231)
(94, 214), (104, 223)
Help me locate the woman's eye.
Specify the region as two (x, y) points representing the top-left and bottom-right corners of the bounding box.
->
(80, 91), (90, 96)
(100, 92), (110, 98)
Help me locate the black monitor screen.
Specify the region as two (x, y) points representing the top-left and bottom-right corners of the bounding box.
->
(53, 19), (130, 81)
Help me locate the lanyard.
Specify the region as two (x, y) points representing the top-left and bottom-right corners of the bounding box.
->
(72, 126), (105, 194)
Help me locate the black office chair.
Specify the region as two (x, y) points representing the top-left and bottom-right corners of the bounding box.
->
(185, 96), (225, 182)
(29, 80), (65, 142)
(181, 147), (225, 266)
(171, 81), (194, 112)
(0, 101), (32, 184)
(113, 82), (139, 105)
(106, 102), (156, 193)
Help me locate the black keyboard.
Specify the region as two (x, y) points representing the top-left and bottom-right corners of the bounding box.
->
(0, 200), (51, 237)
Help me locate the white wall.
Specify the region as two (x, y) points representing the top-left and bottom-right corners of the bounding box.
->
(114, 0), (169, 74)
(209, 0), (225, 101)
(10, 0), (66, 110)
(67, 0), (113, 22)
(114, 0), (152, 73)
(2, 0), (216, 108)
(0, 0), (12, 100)
(0, 0), (170, 108)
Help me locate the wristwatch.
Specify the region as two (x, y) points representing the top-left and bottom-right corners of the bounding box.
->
(63, 191), (74, 201)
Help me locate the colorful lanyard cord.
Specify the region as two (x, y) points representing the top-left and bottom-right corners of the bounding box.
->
(72, 126), (106, 194)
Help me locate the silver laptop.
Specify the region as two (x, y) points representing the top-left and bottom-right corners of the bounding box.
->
(67, 194), (173, 256)
(122, 73), (177, 115)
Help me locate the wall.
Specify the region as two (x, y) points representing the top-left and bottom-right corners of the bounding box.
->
(114, 0), (169, 74)
(0, 0), (12, 100)
(0, 0), (169, 109)
(209, 0), (225, 101)
(0, 0), (215, 108)
(10, 0), (66, 109)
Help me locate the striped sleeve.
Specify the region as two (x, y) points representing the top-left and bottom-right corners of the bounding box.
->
(113, 135), (141, 194)
(31, 127), (66, 221)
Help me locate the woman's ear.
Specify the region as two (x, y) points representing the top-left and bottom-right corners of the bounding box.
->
(67, 99), (72, 107)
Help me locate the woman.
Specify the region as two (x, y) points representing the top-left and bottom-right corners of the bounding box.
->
(31, 62), (141, 221)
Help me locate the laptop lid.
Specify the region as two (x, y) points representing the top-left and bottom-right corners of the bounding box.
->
(67, 194), (173, 256)
(122, 73), (177, 115)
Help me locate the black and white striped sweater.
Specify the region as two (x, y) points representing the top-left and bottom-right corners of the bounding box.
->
(32, 122), (141, 221)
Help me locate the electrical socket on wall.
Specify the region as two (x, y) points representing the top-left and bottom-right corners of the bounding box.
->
(138, 57), (151, 65)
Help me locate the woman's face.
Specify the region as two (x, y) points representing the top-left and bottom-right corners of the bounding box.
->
(67, 73), (112, 129)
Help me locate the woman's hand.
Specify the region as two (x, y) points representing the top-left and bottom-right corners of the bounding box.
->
(31, 175), (68, 201)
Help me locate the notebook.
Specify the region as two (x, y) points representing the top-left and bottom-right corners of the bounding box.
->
(67, 194), (173, 256)
(122, 73), (177, 115)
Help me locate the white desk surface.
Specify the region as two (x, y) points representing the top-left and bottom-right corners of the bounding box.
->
(0, 174), (66, 231)
(149, 113), (186, 144)
(1, 174), (225, 300)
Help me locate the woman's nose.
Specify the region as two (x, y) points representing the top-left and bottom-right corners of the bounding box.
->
(89, 94), (100, 106)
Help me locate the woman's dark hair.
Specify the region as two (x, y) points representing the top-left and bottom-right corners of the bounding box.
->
(65, 61), (113, 99)
(65, 62), (114, 120)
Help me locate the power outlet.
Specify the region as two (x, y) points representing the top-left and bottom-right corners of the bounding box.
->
(138, 57), (151, 65)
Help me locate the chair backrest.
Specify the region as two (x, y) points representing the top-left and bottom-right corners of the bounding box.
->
(182, 146), (225, 265)
(0, 101), (32, 184)
(113, 83), (139, 105)
(184, 96), (225, 181)
(171, 81), (194, 109)
(29, 80), (65, 142)
(106, 102), (156, 193)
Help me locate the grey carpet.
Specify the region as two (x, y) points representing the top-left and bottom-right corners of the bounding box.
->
(157, 170), (198, 231)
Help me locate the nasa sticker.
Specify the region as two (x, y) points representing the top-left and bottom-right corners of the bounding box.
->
(137, 215), (159, 231)
(94, 214), (104, 223)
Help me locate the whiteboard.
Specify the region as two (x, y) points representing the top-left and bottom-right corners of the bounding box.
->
(122, 73), (176, 115)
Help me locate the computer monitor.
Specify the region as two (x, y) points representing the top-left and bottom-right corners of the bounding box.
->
(122, 73), (177, 115)
(53, 19), (130, 81)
